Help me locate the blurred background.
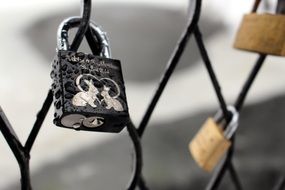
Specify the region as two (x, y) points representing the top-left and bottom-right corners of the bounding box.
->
(0, 0), (284, 189)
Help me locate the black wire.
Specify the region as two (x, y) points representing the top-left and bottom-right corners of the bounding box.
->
(135, 1), (202, 188)
(273, 175), (285, 190)
(206, 137), (243, 190)
(70, 0), (91, 51)
(137, 0), (202, 137)
(276, 0), (285, 14)
(228, 157), (242, 190)
(206, 137), (235, 190)
(206, 54), (266, 190)
(126, 122), (143, 190)
(193, 9), (266, 190)
(19, 157), (32, 190)
(251, 0), (261, 13)
(0, 106), (32, 190)
(85, 26), (101, 55)
(25, 90), (53, 153)
(0, 108), (25, 165)
(193, 25), (243, 190)
(138, 177), (150, 190)
(234, 54), (266, 111)
(193, 26), (231, 123)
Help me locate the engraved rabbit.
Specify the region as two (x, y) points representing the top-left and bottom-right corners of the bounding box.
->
(101, 85), (124, 111)
(72, 79), (99, 108)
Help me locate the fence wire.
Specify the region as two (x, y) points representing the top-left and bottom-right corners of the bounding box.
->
(0, 0), (283, 190)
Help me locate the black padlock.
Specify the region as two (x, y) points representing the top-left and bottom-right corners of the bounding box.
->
(51, 18), (129, 132)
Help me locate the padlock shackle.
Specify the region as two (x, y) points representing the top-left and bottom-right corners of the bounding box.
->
(57, 17), (111, 58)
(214, 106), (239, 139)
(251, 0), (285, 14)
(223, 106), (239, 139)
(277, 0), (285, 14)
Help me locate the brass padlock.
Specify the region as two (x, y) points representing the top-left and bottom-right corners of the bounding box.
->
(189, 106), (239, 172)
(234, 0), (285, 56)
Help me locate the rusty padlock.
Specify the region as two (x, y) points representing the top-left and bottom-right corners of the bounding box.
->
(234, 0), (285, 56)
(189, 106), (239, 172)
(51, 18), (129, 132)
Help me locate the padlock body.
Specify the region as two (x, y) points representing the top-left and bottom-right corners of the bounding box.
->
(234, 13), (285, 56)
(51, 50), (129, 132)
(189, 118), (231, 172)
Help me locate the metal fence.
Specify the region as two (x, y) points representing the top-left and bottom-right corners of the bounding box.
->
(0, 0), (284, 189)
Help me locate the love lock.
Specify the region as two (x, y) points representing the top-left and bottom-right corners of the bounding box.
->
(189, 106), (239, 172)
(51, 18), (129, 132)
(234, 0), (285, 56)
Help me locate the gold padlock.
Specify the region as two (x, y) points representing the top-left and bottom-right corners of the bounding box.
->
(189, 106), (239, 172)
(234, 0), (285, 56)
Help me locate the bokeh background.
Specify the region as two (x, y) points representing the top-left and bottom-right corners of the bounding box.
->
(0, 0), (284, 189)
